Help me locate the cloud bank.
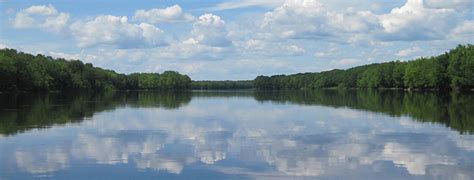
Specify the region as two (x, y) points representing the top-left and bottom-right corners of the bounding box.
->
(7, 0), (474, 79)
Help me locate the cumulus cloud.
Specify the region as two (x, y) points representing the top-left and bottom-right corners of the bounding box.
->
(396, 47), (421, 57)
(259, 0), (467, 43)
(331, 58), (361, 66)
(133, 5), (194, 24)
(188, 13), (232, 47)
(45, 51), (99, 63)
(6, 1), (473, 79)
(160, 39), (229, 60)
(314, 52), (325, 57)
(285, 45), (306, 55)
(378, 0), (458, 41)
(328, 10), (379, 33)
(237, 39), (306, 56)
(13, 4), (70, 33)
(70, 15), (167, 48)
(147, 13), (234, 61)
(450, 20), (474, 38)
(261, 0), (329, 39)
(263, 0), (382, 37)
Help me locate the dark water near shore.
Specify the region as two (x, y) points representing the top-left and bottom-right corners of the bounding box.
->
(1, 90), (473, 179)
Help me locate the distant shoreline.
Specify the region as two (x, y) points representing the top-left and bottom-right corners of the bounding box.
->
(1, 44), (472, 92)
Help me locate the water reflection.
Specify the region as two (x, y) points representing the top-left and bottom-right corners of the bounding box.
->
(1, 90), (473, 179)
(254, 90), (474, 134)
(0, 91), (191, 135)
(14, 147), (69, 174)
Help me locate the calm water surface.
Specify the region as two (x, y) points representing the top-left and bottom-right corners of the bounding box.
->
(1, 90), (473, 179)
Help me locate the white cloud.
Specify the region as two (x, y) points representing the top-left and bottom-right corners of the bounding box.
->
(378, 0), (458, 41)
(160, 39), (229, 60)
(189, 13), (232, 47)
(133, 5), (194, 24)
(331, 58), (361, 66)
(285, 45), (305, 55)
(396, 47), (421, 57)
(42, 13), (69, 32)
(314, 52), (325, 57)
(46, 51), (99, 63)
(5, 1), (473, 79)
(242, 39), (266, 50)
(450, 20), (474, 38)
(261, 0), (328, 39)
(70, 15), (167, 48)
(13, 4), (70, 33)
(21, 4), (57, 16)
(260, 0), (380, 42)
(327, 10), (379, 33)
(258, 0), (467, 43)
(235, 39), (307, 57)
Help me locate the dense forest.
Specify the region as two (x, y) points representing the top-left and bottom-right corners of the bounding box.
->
(191, 80), (253, 90)
(254, 44), (474, 90)
(0, 49), (191, 91)
(1, 44), (473, 91)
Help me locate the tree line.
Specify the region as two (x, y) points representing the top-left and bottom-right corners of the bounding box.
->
(254, 44), (474, 90)
(191, 80), (253, 90)
(1, 44), (472, 91)
(0, 48), (252, 91)
(0, 49), (191, 91)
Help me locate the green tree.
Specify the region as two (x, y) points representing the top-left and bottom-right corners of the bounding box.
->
(447, 44), (474, 89)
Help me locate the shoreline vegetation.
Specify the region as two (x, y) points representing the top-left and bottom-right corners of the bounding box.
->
(0, 44), (472, 92)
(0, 49), (191, 92)
(254, 44), (473, 91)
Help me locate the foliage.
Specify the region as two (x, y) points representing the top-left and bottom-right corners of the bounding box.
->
(447, 45), (474, 89)
(191, 80), (253, 90)
(1, 44), (472, 91)
(0, 49), (191, 91)
(254, 44), (474, 90)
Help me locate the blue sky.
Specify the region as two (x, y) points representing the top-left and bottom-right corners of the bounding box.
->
(1, 0), (473, 80)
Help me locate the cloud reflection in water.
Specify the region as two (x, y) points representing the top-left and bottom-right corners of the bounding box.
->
(1, 94), (474, 179)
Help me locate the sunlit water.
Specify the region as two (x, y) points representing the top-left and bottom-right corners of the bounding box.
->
(1, 90), (473, 179)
